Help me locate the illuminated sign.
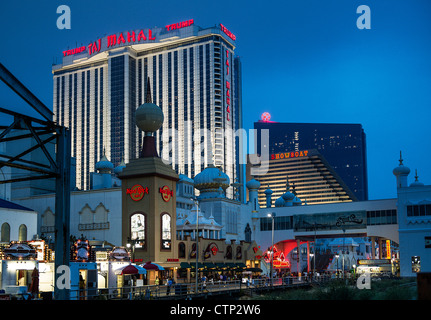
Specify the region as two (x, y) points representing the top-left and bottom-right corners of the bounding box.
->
(263, 245), (291, 269)
(159, 185), (173, 202)
(357, 259), (391, 265)
(109, 247), (130, 261)
(71, 239), (92, 262)
(62, 19), (196, 58)
(165, 19), (194, 31)
(63, 46), (86, 57)
(127, 184), (149, 201)
(226, 50), (231, 121)
(220, 23), (236, 41)
(3, 242), (37, 260)
(386, 240), (391, 259)
(271, 150), (309, 160)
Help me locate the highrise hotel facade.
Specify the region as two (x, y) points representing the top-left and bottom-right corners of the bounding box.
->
(52, 20), (242, 197)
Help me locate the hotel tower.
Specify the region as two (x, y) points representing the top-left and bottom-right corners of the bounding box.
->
(52, 20), (242, 198)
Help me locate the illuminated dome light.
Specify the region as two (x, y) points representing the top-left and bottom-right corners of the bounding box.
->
(261, 112), (271, 122)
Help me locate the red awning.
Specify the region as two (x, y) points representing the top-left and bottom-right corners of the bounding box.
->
(141, 261), (165, 271)
(115, 264), (147, 275)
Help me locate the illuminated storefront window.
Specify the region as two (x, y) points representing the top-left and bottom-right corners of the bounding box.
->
(161, 213), (171, 250)
(131, 213), (146, 248)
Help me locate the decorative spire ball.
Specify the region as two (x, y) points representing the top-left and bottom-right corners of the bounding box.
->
(136, 78), (164, 158)
(135, 78), (164, 136)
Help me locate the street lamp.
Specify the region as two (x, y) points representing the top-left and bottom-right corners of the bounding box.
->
(126, 237), (136, 262)
(335, 253), (339, 278)
(267, 212), (276, 286)
(191, 197), (200, 294)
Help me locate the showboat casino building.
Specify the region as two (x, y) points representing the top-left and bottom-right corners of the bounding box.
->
(53, 20), (243, 199)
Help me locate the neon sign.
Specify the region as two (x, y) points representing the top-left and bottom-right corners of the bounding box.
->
(226, 50), (231, 121)
(62, 19), (196, 58)
(264, 245), (291, 269)
(220, 23), (236, 41)
(159, 185), (174, 202)
(165, 19), (194, 31)
(271, 150), (309, 160)
(126, 184), (149, 201)
(63, 46), (86, 57)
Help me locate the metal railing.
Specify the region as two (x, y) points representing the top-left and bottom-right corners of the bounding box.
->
(58, 275), (332, 300)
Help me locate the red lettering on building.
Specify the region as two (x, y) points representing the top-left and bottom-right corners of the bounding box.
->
(63, 46), (87, 57)
(220, 23), (236, 41)
(271, 150), (309, 160)
(88, 39), (101, 55)
(165, 19), (194, 31)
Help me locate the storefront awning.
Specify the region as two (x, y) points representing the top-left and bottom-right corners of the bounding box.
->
(204, 262), (217, 269)
(236, 263), (247, 269)
(180, 262), (191, 269)
(190, 263), (205, 269)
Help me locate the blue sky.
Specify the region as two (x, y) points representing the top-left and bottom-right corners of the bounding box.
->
(0, 0), (430, 200)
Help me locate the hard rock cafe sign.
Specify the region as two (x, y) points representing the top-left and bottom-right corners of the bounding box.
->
(126, 185), (149, 201)
(159, 185), (173, 202)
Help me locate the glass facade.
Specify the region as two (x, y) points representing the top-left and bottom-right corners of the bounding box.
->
(255, 122), (368, 201)
(53, 24), (241, 195)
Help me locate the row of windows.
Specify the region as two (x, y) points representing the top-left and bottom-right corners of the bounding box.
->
(260, 210), (398, 231)
(407, 204), (431, 217)
(1, 223), (28, 242)
(367, 209), (397, 225)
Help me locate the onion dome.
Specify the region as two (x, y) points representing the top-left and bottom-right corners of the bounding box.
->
(274, 196), (285, 207)
(293, 196), (302, 206)
(393, 151), (410, 176)
(282, 191), (295, 201)
(246, 178), (261, 190)
(264, 188), (273, 195)
(194, 164), (230, 191)
(114, 159), (126, 174)
(95, 154), (114, 174)
(410, 169), (424, 187)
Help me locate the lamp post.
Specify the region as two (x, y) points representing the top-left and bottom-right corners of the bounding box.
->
(267, 212), (276, 286)
(126, 237), (136, 263)
(191, 197), (199, 294)
(335, 253), (339, 278)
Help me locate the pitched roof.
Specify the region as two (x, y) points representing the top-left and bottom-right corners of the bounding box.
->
(0, 198), (34, 212)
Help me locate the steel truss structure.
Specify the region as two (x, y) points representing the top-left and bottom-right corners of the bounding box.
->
(0, 62), (71, 300)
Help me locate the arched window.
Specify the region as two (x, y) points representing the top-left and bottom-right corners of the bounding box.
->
(244, 223), (252, 242)
(161, 213), (171, 250)
(18, 224), (27, 241)
(130, 212), (146, 249)
(1, 223), (10, 242)
(178, 242), (186, 258)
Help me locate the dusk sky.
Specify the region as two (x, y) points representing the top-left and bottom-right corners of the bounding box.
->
(0, 0), (430, 201)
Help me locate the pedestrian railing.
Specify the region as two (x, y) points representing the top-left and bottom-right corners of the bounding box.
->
(61, 275), (333, 300)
